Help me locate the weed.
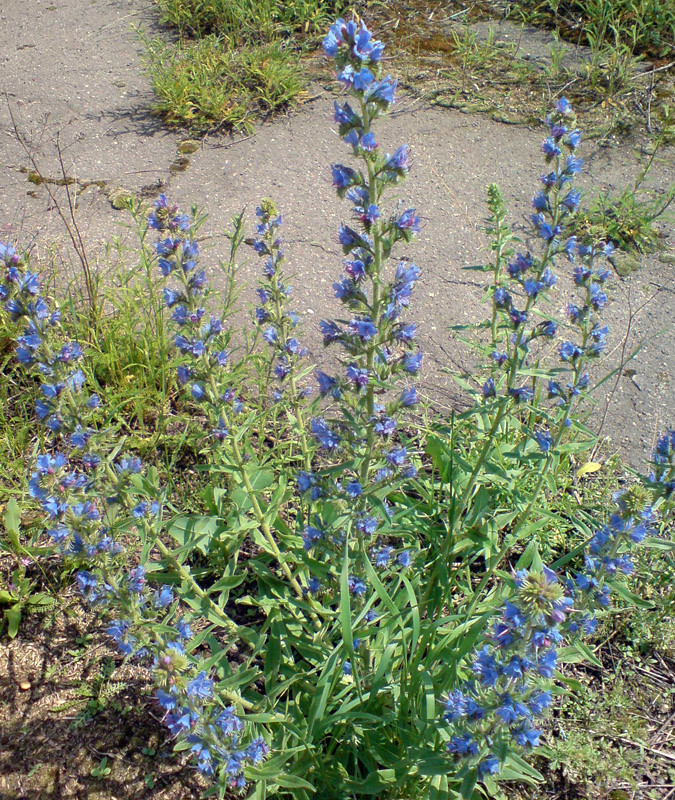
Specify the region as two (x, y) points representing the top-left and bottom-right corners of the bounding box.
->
(2, 15), (674, 800)
(90, 757), (112, 780)
(509, 0), (675, 60)
(72, 658), (129, 729)
(572, 106), (675, 252)
(142, 33), (305, 131)
(145, 0), (344, 129)
(156, 0), (343, 41)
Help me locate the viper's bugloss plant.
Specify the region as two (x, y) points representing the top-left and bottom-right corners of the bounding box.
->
(0, 237), (268, 796)
(2, 17), (674, 800)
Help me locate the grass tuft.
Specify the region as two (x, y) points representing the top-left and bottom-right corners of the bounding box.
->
(144, 0), (345, 130)
(142, 34), (306, 132)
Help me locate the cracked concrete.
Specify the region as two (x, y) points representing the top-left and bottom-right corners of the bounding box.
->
(1, 0), (674, 468)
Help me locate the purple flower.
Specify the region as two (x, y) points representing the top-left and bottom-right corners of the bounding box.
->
(334, 100), (360, 127)
(402, 351), (422, 374)
(394, 208), (420, 233)
(346, 480), (362, 498)
(482, 378), (496, 398)
(534, 430), (553, 452)
(332, 164), (360, 190)
(509, 386), (533, 404)
(346, 364), (369, 388)
(186, 671), (213, 700)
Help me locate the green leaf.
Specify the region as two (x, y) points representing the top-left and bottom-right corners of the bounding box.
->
(501, 751), (544, 783)
(265, 619), (282, 686)
(459, 769), (477, 799)
(274, 774), (316, 790)
(558, 639), (602, 668)
(4, 499), (22, 552)
(608, 579), (654, 609)
(643, 536), (675, 552)
(166, 515), (225, 554)
(6, 605), (22, 639)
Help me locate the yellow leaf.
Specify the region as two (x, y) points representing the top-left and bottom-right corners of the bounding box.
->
(577, 462), (602, 478)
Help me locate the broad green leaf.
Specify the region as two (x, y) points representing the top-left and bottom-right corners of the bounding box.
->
(4, 499), (22, 552)
(6, 605), (22, 639)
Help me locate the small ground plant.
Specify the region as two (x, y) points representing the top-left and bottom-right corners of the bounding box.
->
(1, 18), (674, 800)
(144, 0), (346, 130)
(508, 0), (675, 60)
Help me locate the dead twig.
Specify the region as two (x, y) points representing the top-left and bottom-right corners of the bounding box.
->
(5, 96), (99, 323)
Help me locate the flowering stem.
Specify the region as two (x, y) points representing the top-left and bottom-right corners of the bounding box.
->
(359, 102), (380, 487)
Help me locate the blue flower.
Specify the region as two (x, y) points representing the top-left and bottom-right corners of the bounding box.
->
(128, 566), (146, 593)
(448, 734), (479, 756)
(349, 317), (378, 341)
(332, 164), (360, 190)
(528, 691), (552, 715)
(386, 447), (407, 467)
(303, 525), (323, 550)
(346, 480), (362, 498)
(482, 378), (496, 398)
(534, 430), (553, 452)
(478, 755), (500, 775)
(400, 386), (417, 407)
(186, 671), (214, 700)
(392, 209), (420, 236)
(403, 351), (422, 374)
(346, 364), (370, 388)
(508, 386), (533, 404)
(374, 546), (393, 567)
(311, 418), (341, 450)
(334, 100), (360, 127)
(153, 586), (174, 608)
(356, 514), (378, 535)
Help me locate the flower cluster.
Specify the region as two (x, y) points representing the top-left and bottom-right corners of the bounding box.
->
(442, 567), (568, 775)
(485, 100), (581, 402)
(151, 194), (241, 439)
(154, 642), (268, 786)
(482, 99), (614, 459)
(0, 245), (120, 564)
(247, 199), (310, 404)
(565, 484), (654, 634)
(648, 429), (675, 498)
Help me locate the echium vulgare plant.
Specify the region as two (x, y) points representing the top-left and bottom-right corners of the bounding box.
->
(299, 17), (421, 601)
(0, 238), (269, 794)
(246, 200), (313, 470)
(3, 17), (675, 800)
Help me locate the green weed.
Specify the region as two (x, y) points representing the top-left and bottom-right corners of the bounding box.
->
(156, 0), (343, 41)
(510, 0), (675, 59)
(144, 0), (344, 129)
(572, 107), (675, 253)
(142, 34), (306, 131)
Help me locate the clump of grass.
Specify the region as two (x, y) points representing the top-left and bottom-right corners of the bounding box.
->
(144, 0), (344, 130)
(143, 35), (306, 131)
(156, 0), (343, 41)
(510, 0), (675, 60)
